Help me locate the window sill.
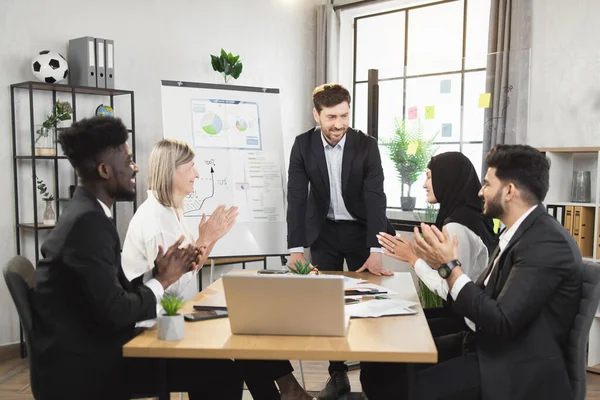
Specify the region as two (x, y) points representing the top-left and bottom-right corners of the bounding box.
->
(386, 208), (434, 232)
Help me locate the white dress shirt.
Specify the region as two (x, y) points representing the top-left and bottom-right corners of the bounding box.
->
(450, 205), (538, 331)
(413, 222), (488, 301)
(96, 198), (165, 304)
(122, 191), (200, 323)
(289, 130), (382, 254)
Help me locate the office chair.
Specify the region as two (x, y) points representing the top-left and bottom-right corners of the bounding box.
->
(566, 260), (600, 400)
(3, 255), (40, 398)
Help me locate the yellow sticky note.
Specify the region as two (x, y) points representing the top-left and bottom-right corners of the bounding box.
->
(478, 93), (491, 108)
(425, 106), (435, 120)
(407, 141), (419, 155)
(493, 218), (501, 233)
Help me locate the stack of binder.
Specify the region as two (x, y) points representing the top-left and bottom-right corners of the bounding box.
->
(547, 204), (594, 257)
(68, 36), (115, 88)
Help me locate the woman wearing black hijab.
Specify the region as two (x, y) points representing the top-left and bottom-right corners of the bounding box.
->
(377, 152), (496, 310)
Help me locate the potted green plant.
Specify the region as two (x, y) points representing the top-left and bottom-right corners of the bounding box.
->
(413, 204), (443, 308)
(383, 119), (437, 211)
(288, 260), (318, 275)
(157, 292), (185, 341)
(36, 176), (56, 225)
(210, 49), (243, 83)
(36, 101), (72, 156)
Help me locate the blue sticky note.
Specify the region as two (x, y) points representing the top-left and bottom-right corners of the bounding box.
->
(441, 123), (452, 138)
(440, 80), (451, 94)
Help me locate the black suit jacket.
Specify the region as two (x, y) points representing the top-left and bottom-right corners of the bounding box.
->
(453, 204), (582, 400)
(287, 127), (394, 249)
(31, 187), (157, 399)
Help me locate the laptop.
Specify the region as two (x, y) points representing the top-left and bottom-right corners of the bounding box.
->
(222, 274), (349, 336)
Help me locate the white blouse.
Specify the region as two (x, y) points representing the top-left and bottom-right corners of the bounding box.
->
(122, 191), (199, 305)
(413, 222), (489, 301)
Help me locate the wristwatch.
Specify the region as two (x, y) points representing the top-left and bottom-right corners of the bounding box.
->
(438, 260), (461, 279)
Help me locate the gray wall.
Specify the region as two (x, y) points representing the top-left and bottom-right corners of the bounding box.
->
(0, 0), (320, 346)
(528, 0), (600, 147)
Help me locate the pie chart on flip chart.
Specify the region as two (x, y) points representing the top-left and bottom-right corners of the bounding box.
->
(236, 119), (248, 132)
(201, 112), (223, 135)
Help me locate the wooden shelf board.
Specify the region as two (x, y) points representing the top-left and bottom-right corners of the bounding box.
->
(15, 155), (68, 160)
(539, 147), (600, 153)
(17, 223), (55, 230)
(57, 198), (134, 203)
(546, 201), (597, 207)
(11, 81), (133, 96)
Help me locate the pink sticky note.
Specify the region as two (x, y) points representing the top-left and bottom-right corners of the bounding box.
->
(408, 106), (417, 120)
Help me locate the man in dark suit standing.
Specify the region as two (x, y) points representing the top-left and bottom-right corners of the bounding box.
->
(287, 84), (395, 399)
(361, 145), (582, 400)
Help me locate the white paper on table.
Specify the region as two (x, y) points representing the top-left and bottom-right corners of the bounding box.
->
(343, 276), (369, 289)
(345, 299), (418, 318)
(195, 291), (227, 307)
(344, 282), (398, 297)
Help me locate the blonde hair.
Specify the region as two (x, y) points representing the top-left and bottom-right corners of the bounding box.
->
(148, 139), (195, 208)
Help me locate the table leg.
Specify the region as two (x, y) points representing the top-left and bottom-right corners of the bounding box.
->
(157, 359), (169, 400)
(407, 363), (417, 400)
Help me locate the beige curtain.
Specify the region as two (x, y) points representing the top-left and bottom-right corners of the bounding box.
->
(482, 0), (532, 174)
(316, 3), (339, 86)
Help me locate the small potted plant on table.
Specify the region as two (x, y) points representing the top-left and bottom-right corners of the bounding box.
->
(157, 293), (185, 341)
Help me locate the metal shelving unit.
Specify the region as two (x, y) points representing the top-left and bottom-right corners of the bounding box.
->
(10, 81), (137, 357)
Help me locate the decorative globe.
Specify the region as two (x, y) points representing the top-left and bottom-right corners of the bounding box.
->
(31, 50), (69, 84)
(95, 104), (114, 117)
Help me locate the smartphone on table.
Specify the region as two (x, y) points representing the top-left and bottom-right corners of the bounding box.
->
(257, 269), (289, 275)
(183, 310), (228, 322)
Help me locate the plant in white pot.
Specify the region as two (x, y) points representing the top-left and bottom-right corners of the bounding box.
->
(157, 292), (185, 341)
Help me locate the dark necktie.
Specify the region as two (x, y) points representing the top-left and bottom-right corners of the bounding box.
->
(485, 246), (503, 296)
(477, 245), (500, 286)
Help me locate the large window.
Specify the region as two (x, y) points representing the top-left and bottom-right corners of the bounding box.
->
(350, 0), (491, 209)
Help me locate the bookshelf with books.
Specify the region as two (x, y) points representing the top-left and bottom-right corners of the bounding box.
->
(539, 147), (600, 371)
(541, 147), (600, 260)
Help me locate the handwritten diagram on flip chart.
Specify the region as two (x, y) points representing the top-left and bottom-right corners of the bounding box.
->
(161, 80), (288, 257)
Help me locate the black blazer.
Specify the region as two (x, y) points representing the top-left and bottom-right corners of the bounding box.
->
(453, 204), (582, 400)
(31, 187), (157, 399)
(287, 127), (394, 249)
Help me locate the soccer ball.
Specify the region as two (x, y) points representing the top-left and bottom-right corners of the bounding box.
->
(31, 50), (69, 84)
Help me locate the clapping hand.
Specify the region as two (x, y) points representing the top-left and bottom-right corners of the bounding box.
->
(154, 236), (200, 289)
(197, 205), (238, 247)
(376, 232), (419, 267)
(413, 223), (459, 268)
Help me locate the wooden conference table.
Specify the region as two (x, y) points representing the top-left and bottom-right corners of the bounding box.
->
(123, 270), (438, 397)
